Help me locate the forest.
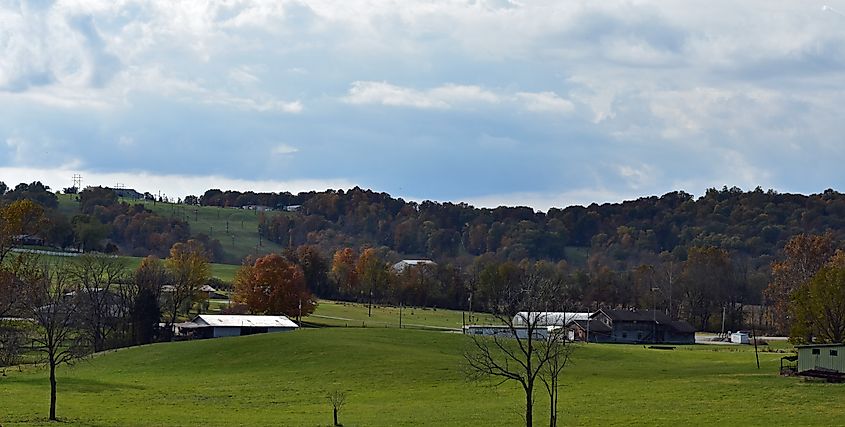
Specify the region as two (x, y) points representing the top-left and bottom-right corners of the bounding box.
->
(5, 181), (845, 332)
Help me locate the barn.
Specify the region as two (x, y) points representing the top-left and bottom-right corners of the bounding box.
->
(177, 315), (299, 339)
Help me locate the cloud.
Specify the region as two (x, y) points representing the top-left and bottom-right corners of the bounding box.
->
(271, 144), (299, 155)
(515, 91), (575, 114)
(1, 1), (845, 210)
(344, 81), (574, 114)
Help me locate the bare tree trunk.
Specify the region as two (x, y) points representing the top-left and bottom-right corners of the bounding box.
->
(525, 386), (533, 427)
(49, 354), (57, 421)
(333, 407), (338, 426)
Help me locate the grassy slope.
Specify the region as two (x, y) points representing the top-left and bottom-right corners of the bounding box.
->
(1, 329), (842, 426)
(16, 253), (240, 283)
(122, 198), (285, 264)
(309, 300), (497, 329)
(57, 194), (284, 265)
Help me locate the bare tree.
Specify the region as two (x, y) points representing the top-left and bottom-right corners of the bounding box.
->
(538, 328), (574, 427)
(327, 390), (347, 426)
(0, 320), (26, 375)
(464, 271), (567, 427)
(67, 254), (128, 352)
(23, 263), (89, 421)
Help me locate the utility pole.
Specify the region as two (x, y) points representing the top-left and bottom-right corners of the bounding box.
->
(400, 302), (404, 329)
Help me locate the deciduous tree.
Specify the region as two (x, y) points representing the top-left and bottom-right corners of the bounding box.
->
(234, 254), (316, 317)
(22, 262), (89, 421)
(766, 233), (836, 334)
(790, 251), (845, 343)
(465, 270), (570, 427)
(67, 254), (128, 352)
(162, 240), (210, 339)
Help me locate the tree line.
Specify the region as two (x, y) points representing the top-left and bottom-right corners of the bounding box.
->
(0, 182), (225, 262)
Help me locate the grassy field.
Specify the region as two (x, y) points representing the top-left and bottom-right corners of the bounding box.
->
(57, 194), (285, 264)
(0, 328), (842, 426)
(308, 300), (497, 330)
(10, 252), (240, 283)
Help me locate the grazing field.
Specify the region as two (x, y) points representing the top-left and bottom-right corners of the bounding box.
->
(122, 198), (285, 264)
(8, 252), (240, 283)
(0, 328), (842, 426)
(309, 300), (497, 330)
(56, 194), (284, 264)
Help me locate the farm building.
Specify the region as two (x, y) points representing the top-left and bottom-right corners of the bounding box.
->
(572, 309), (695, 344)
(512, 312), (591, 327)
(794, 343), (845, 381)
(462, 325), (551, 340)
(177, 315), (298, 339)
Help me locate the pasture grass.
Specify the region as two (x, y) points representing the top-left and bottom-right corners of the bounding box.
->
(0, 328), (841, 426)
(308, 299), (498, 330)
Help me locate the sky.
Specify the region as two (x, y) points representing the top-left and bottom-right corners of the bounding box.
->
(1, 0), (845, 211)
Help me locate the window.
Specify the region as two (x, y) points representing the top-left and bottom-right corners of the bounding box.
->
(831, 350), (839, 357)
(812, 349), (820, 355)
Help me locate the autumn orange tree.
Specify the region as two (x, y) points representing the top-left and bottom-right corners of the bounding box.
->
(234, 253), (316, 317)
(330, 248), (358, 298)
(0, 199), (45, 264)
(355, 248), (389, 317)
(162, 240), (210, 338)
(765, 233), (836, 334)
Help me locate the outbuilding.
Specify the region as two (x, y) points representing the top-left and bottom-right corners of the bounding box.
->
(796, 343), (845, 381)
(177, 314), (299, 339)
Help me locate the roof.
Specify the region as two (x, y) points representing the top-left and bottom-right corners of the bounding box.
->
(795, 343), (845, 348)
(568, 319), (612, 333)
(598, 309), (673, 323)
(595, 309), (695, 333)
(190, 315), (298, 328)
(513, 312), (591, 327)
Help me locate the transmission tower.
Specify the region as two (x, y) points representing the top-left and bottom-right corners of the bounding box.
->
(72, 174), (82, 190)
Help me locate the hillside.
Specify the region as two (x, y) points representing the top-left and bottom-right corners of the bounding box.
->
(1, 329), (841, 426)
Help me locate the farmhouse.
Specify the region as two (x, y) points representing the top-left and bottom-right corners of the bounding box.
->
(571, 309), (695, 344)
(794, 343), (845, 381)
(177, 314), (298, 339)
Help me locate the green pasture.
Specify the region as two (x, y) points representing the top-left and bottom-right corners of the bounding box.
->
(56, 194), (284, 264)
(0, 328), (842, 426)
(123, 198), (285, 264)
(308, 300), (497, 330)
(8, 252), (240, 283)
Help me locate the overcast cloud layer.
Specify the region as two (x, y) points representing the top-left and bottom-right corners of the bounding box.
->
(1, 0), (844, 210)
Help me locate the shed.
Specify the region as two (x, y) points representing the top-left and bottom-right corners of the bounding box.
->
(177, 314), (298, 339)
(796, 343), (845, 381)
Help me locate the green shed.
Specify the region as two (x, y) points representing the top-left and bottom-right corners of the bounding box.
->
(796, 343), (845, 381)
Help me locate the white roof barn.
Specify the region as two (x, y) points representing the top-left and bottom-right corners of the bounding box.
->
(512, 312), (591, 327)
(177, 315), (298, 339)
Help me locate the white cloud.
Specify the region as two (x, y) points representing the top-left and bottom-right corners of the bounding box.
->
(515, 91), (575, 114)
(343, 81), (450, 109)
(271, 144), (299, 155)
(344, 81), (575, 114)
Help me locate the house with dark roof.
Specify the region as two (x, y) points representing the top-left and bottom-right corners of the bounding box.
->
(567, 309), (695, 344)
